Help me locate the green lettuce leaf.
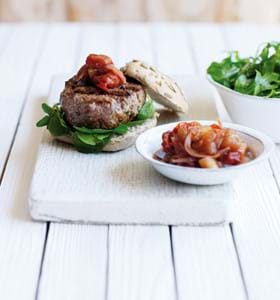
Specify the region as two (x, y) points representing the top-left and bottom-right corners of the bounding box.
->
(36, 98), (155, 153)
(137, 99), (155, 120)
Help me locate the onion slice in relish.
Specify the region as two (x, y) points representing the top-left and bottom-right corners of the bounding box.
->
(184, 132), (230, 159)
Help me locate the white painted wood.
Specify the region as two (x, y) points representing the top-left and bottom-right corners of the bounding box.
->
(188, 23), (227, 74)
(0, 25), (47, 300)
(152, 22), (196, 75)
(231, 161), (280, 300)
(35, 24), (110, 300)
(117, 22), (154, 67)
(223, 23), (265, 56)
(107, 226), (176, 300)
(169, 23), (246, 300)
(173, 226), (246, 300)
(0, 24), (45, 176)
(270, 146), (280, 187)
(38, 224), (108, 300)
(2, 23), (280, 300)
(223, 24), (280, 300)
(0, 23), (13, 53)
(29, 75), (234, 225)
(187, 23), (231, 121)
(0, 24), (80, 300)
(106, 23), (176, 300)
(20, 24), (80, 126)
(76, 23), (117, 68)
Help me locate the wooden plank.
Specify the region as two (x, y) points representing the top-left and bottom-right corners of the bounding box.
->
(76, 23), (116, 68)
(173, 226), (246, 300)
(231, 162), (280, 300)
(36, 24), (109, 300)
(106, 22), (176, 300)
(270, 146), (280, 188)
(118, 22), (154, 66)
(224, 24), (280, 300)
(223, 23), (264, 56)
(38, 224), (108, 300)
(168, 23), (246, 300)
(187, 23), (231, 120)
(187, 23), (227, 74)
(0, 24), (47, 300)
(107, 226), (176, 300)
(0, 24), (45, 179)
(0, 24), (79, 300)
(152, 22), (196, 75)
(0, 23), (13, 53)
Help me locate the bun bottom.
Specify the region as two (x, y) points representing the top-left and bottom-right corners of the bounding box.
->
(54, 113), (158, 152)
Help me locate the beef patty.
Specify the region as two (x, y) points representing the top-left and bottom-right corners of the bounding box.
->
(60, 76), (146, 129)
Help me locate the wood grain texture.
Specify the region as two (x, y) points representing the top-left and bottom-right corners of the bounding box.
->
(163, 23), (246, 300)
(152, 22), (196, 75)
(173, 227), (246, 300)
(106, 23), (173, 300)
(224, 24), (280, 300)
(38, 224), (108, 300)
(0, 24), (44, 178)
(187, 23), (231, 121)
(231, 162), (280, 300)
(0, 25), (47, 300)
(1, 23), (280, 300)
(270, 145), (280, 189)
(36, 24), (112, 300)
(0, 24), (79, 300)
(107, 226), (176, 300)
(19, 23), (109, 300)
(27, 24), (108, 300)
(77, 23), (117, 68)
(117, 23), (153, 67)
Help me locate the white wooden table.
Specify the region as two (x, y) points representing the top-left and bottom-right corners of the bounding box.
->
(0, 22), (280, 300)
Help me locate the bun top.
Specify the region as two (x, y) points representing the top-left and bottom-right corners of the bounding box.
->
(122, 60), (188, 113)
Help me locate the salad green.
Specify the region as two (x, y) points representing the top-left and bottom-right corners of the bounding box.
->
(36, 99), (155, 153)
(207, 42), (280, 98)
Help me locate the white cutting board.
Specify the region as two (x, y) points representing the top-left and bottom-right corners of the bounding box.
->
(29, 75), (234, 225)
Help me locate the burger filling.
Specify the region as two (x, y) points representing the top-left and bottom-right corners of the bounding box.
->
(36, 54), (155, 153)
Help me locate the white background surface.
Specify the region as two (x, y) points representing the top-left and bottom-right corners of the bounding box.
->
(0, 22), (280, 300)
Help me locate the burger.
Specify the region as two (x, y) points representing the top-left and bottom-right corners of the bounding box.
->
(36, 54), (188, 153)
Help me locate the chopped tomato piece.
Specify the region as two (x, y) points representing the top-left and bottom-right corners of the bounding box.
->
(86, 54), (113, 68)
(77, 53), (126, 91)
(93, 74), (122, 91)
(76, 64), (89, 81)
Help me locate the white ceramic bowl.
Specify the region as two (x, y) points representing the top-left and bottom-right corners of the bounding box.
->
(136, 121), (274, 185)
(207, 75), (280, 143)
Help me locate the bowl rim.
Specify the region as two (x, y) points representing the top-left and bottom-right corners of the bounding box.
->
(135, 120), (275, 173)
(207, 74), (280, 103)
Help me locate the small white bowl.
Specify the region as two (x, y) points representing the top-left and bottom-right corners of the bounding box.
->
(136, 121), (274, 185)
(207, 75), (280, 143)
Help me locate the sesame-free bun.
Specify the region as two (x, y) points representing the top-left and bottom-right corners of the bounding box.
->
(122, 60), (188, 113)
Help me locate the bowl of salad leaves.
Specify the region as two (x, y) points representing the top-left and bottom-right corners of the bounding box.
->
(207, 42), (280, 143)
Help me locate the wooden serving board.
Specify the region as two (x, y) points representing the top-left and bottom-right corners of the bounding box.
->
(29, 75), (234, 225)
